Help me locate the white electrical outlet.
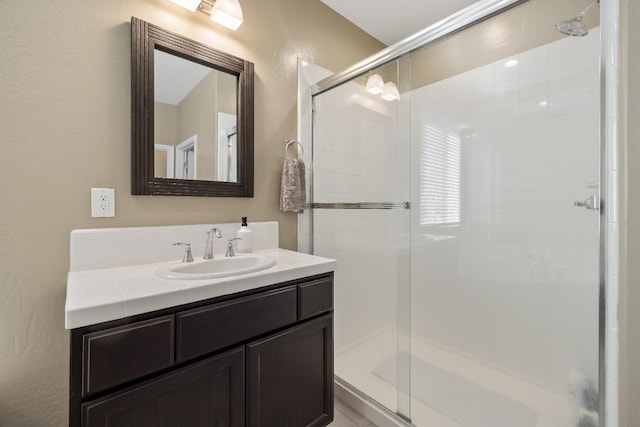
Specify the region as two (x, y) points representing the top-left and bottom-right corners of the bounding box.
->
(91, 188), (115, 218)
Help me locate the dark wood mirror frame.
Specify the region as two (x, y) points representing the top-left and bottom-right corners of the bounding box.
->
(131, 17), (254, 197)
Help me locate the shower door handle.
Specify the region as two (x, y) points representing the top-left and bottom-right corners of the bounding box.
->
(574, 194), (599, 210)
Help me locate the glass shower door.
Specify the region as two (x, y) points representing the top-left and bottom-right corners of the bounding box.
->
(309, 1), (601, 425)
(310, 59), (413, 420)
(406, 0), (601, 425)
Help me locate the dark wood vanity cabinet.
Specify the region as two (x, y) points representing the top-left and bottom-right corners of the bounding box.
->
(69, 273), (334, 427)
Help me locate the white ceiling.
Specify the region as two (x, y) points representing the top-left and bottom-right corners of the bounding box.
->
(154, 50), (212, 105)
(320, 0), (480, 46)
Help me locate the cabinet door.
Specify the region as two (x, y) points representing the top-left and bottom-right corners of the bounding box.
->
(247, 315), (333, 427)
(82, 347), (244, 427)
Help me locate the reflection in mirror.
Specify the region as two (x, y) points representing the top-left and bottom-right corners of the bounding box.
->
(153, 50), (238, 182)
(217, 112), (237, 182)
(154, 144), (175, 178)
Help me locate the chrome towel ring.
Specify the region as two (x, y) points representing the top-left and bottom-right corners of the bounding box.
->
(285, 139), (304, 157)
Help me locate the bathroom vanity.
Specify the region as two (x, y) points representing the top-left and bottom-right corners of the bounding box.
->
(65, 222), (335, 427)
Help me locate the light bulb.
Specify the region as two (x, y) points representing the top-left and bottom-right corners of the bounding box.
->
(366, 74), (385, 95)
(381, 82), (399, 101)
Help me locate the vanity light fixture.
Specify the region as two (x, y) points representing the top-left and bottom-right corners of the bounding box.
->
(210, 0), (244, 30)
(381, 81), (400, 101)
(365, 74), (385, 95)
(168, 0), (244, 31)
(169, 0), (201, 12)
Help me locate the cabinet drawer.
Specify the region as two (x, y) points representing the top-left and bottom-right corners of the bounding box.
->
(298, 277), (333, 320)
(177, 286), (297, 362)
(82, 315), (174, 396)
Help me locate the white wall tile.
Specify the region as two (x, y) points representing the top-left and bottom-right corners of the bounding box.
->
(549, 86), (583, 116)
(519, 95), (549, 121)
(495, 79), (519, 104)
(582, 72), (601, 111)
(549, 138), (583, 165)
(492, 102), (519, 125)
(519, 167), (549, 191)
(582, 107), (601, 137)
(582, 28), (601, 70)
(519, 45), (549, 88)
(549, 37), (582, 80)
(549, 165), (583, 190)
(518, 190), (549, 214)
(494, 169), (519, 192)
(550, 112), (583, 141)
(519, 143), (549, 169)
(582, 162), (600, 190)
(548, 190), (580, 214)
(519, 119), (550, 145)
(493, 147), (519, 171)
(494, 56), (519, 84)
(494, 124), (519, 148)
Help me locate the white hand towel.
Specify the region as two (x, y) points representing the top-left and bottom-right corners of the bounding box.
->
(280, 158), (306, 213)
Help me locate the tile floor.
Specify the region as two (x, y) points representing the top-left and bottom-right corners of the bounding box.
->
(330, 398), (378, 427)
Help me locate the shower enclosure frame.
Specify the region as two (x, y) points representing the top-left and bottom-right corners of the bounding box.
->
(306, 0), (619, 425)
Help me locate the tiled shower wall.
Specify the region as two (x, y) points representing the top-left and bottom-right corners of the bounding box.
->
(299, 61), (403, 349)
(409, 29), (601, 391)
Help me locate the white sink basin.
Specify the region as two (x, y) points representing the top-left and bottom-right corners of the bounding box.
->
(156, 254), (276, 280)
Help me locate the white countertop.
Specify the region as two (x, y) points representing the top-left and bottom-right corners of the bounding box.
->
(65, 248), (335, 329)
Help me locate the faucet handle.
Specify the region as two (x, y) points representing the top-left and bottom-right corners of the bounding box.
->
(173, 242), (194, 263)
(225, 238), (243, 257)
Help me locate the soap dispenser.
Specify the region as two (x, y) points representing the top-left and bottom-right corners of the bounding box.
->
(236, 217), (252, 253)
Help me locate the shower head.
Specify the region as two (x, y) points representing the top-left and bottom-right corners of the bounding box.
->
(556, 15), (589, 37)
(555, 0), (599, 37)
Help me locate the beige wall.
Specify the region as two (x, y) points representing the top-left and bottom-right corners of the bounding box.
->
(178, 70), (218, 180)
(0, 0), (383, 424)
(620, 0), (640, 425)
(409, 0), (599, 90)
(154, 101), (179, 148)
(154, 150), (169, 177)
(217, 71), (237, 115)
(154, 101), (178, 178)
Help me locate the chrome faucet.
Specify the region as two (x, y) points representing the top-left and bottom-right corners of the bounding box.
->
(173, 242), (194, 263)
(204, 228), (223, 259)
(225, 238), (242, 257)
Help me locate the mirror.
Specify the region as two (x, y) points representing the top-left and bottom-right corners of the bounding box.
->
(131, 17), (254, 197)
